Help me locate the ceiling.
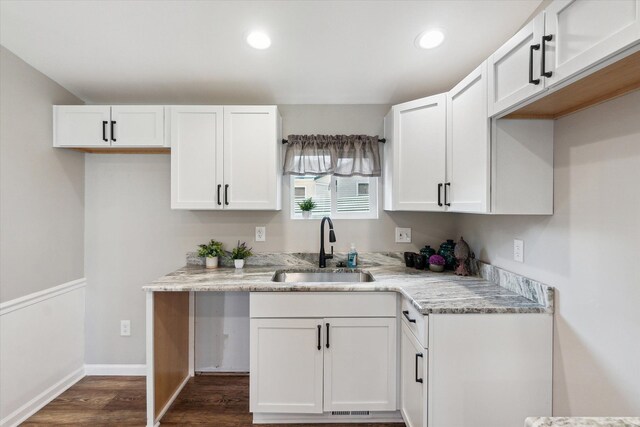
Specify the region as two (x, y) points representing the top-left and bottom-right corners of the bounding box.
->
(0, 0), (542, 105)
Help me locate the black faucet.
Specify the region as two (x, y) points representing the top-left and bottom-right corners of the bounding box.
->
(319, 216), (336, 268)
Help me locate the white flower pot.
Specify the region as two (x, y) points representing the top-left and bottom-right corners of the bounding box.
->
(205, 256), (219, 269)
(302, 211), (311, 219)
(234, 259), (245, 269)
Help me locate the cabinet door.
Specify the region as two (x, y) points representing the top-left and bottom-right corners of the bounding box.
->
(53, 106), (111, 147)
(488, 13), (546, 116)
(544, 0), (640, 86)
(110, 106), (165, 147)
(401, 322), (426, 427)
(388, 95), (446, 211)
(170, 106), (223, 209)
(446, 62), (490, 213)
(223, 106), (281, 210)
(323, 317), (396, 411)
(250, 318), (323, 414)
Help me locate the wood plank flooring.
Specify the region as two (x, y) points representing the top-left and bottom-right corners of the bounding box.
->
(24, 375), (405, 426)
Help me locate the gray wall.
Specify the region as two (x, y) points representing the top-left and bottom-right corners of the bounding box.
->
(0, 46), (84, 302)
(457, 90), (640, 416)
(84, 104), (456, 364)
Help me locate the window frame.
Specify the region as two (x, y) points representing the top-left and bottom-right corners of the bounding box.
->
(290, 175), (379, 220)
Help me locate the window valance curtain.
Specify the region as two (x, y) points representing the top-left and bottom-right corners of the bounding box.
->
(282, 135), (381, 177)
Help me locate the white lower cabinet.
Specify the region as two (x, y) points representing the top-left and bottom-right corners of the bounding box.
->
(249, 292), (397, 419)
(249, 318), (324, 413)
(400, 321), (427, 427)
(323, 317), (396, 411)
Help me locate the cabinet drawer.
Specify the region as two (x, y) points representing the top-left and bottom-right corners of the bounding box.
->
(250, 292), (396, 318)
(401, 297), (428, 348)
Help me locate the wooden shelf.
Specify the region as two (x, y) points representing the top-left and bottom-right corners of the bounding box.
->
(505, 50), (640, 120)
(68, 147), (170, 154)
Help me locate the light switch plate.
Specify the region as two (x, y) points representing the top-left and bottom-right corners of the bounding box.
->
(255, 226), (266, 242)
(514, 239), (524, 263)
(120, 320), (131, 337)
(395, 227), (412, 243)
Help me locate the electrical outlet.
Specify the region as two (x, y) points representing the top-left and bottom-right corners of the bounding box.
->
(255, 226), (266, 242)
(395, 227), (412, 243)
(120, 320), (131, 337)
(514, 239), (524, 263)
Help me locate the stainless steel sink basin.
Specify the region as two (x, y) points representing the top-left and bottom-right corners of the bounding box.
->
(271, 270), (375, 283)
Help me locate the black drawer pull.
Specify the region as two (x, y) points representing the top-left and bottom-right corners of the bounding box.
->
(325, 323), (330, 348)
(224, 184), (229, 205)
(217, 184), (222, 206)
(110, 121), (116, 142)
(317, 325), (321, 350)
(437, 183), (443, 207)
(102, 121), (108, 142)
(415, 352), (424, 383)
(444, 182), (451, 207)
(541, 34), (553, 78)
(529, 44), (541, 85)
(403, 310), (416, 323)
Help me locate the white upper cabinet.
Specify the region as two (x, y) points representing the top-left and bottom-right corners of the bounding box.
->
(383, 94), (446, 211)
(170, 106), (224, 210)
(54, 105), (165, 148)
(543, 0), (640, 86)
(488, 13), (546, 117)
(54, 106), (111, 147)
(446, 61), (490, 213)
(110, 106), (165, 147)
(223, 106), (281, 210)
(170, 105), (282, 211)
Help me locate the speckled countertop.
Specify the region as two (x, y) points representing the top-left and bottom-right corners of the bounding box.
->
(143, 252), (553, 315)
(525, 417), (640, 427)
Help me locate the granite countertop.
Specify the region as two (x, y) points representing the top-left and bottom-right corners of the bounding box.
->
(525, 417), (640, 427)
(143, 253), (554, 315)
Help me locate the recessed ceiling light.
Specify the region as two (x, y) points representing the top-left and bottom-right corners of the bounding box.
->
(416, 30), (444, 49)
(246, 31), (271, 50)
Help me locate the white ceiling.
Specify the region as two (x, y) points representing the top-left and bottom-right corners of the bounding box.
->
(0, 0), (542, 105)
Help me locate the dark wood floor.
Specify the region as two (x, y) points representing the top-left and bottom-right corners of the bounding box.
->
(24, 374), (405, 426)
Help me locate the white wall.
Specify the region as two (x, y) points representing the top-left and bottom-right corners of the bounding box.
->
(457, 91), (640, 416)
(0, 45), (85, 426)
(0, 46), (84, 302)
(84, 104), (457, 365)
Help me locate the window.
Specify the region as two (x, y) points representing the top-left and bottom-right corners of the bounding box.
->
(291, 175), (378, 219)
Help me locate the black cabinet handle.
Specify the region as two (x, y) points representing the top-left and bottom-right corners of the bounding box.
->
(529, 44), (541, 85)
(224, 184), (229, 206)
(415, 353), (424, 383)
(444, 182), (451, 207)
(102, 121), (108, 142)
(437, 183), (443, 207)
(403, 310), (416, 323)
(110, 121), (116, 142)
(217, 184), (222, 206)
(541, 34), (553, 78)
(325, 323), (330, 349)
(317, 325), (321, 350)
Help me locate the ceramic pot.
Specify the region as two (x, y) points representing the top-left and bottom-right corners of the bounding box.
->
(414, 254), (427, 269)
(438, 239), (457, 270)
(429, 264), (445, 272)
(420, 245), (436, 268)
(234, 259), (245, 269)
(205, 256), (219, 269)
(302, 211), (311, 219)
(404, 252), (416, 267)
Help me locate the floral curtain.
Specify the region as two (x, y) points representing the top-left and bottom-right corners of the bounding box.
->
(282, 135), (381, 177)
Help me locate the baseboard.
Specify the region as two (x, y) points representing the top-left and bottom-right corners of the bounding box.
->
(84, 364), (147, 376)
(252, 410), (403, 424)
(0, 366), (84, 427)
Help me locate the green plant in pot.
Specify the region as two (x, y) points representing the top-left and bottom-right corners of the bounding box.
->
(231, 241), (253, 269)
(298, 197), (317, 219)
(198, 239), (225, 269)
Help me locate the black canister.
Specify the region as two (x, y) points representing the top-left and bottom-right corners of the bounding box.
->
(420, 245), (436, 267)
(414, 254), (427, 269)
(438, 239), (457, 270)
(404, 252), (416, 267)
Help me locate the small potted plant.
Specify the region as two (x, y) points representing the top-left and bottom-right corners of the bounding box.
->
(198, 239), (225, 269)
(428, 254), (446, 272)
(298, 197), (317, 219)
(231, 241), (253, 269)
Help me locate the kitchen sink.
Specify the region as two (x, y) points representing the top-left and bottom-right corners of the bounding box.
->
(271, 270), (375, 283)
